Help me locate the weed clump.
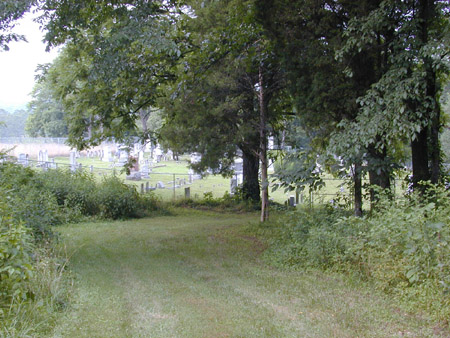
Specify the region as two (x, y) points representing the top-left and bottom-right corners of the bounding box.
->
(256, 186), (450, 323)
(0, 161), (163, 335)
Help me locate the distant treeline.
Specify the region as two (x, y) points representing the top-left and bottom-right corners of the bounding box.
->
(0, 108), (29, 137)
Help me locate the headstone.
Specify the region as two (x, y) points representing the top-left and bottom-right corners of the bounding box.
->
(126, 172), (141, 181)
(230, 178), (237, 194)
(141, 163), (150, 178)
(185, 187), (191, 199)
(69, 151), (77, 172)
(18, 153), (28, 166)
(288, 195), (295, 207)
(234, 158), (243, 184)
(190, 153), (201, 164)
(134, 143), (141, 154)
(130, 156), (139, 172)
(38, 150), (44, 164)
(141, 183), (144, 194)
(146, 182), (149, 192)
(103, 146), (112, 162)
(43, 150), (49, 163)
(138, 150), (145, 164)
(117, 147), (129, 166)
(154, 146), (162, 163)
(157, 181), (165, 189)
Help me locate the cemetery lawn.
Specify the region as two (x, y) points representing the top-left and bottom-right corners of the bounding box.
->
(46, 210), (436, 338)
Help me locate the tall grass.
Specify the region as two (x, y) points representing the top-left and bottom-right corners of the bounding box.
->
(254, 186), (450, 323)
(0, 244), (72, 337)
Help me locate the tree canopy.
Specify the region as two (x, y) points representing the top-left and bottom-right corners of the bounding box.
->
(2, 0), (449, 217)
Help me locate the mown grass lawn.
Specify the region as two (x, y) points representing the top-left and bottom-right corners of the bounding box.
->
(46, 210), (438, 337)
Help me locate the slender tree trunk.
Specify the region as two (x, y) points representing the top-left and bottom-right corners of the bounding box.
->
(354, 161), (363, 217)
(242, 149), (261, 202)
(416, 0), (440, 186)
(368, 144), (391, 206)
(259, 66), (269, 222)
(430, 109), (441, 184)
(411, 128), (430, 190)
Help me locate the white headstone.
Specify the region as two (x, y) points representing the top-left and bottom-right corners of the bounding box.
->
(154, 146), (162, 163)
(103, 146), (112, 162)
(38, 150), (44, 164)
(230, 178), (238, 194)
(141, 164), (150, 178)
(190, 153), (201, 164)
(138, 150), (145, 164)
(70, 151), (77, 172)
(18, 153), (28, 166)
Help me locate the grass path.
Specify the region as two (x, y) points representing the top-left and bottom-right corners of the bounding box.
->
(47, 210), (438, 337)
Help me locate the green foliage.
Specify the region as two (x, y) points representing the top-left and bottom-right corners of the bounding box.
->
(0, 211), (34, 311)
(0, 163), (62, 240)
(0, 162), (164, 237)
(96, 176), (141, 220)
(173, 190), (258, 212)
(0, 108), (29, 137)
(25, 81), (68, 137)
(38, 169), (99, 217)
(258, 187), (450, 320)
(0, 0), (33, 51)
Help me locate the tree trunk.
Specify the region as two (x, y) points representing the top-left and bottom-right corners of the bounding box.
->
(242, 149), (261, 202)
(430, 109), (440, 184)
(418, 0), (440, 186)
(259, 66), (269, 222)
(354, 161), (363, 217)
(411, 127), (430, 190)
(368, 144), (391, 205)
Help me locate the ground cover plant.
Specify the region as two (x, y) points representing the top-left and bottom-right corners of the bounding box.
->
(0, 161), (164, 336)
(254, 186), (450, 326)
(43, 210), (442, 337)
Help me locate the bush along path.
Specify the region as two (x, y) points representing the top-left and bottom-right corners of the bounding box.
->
(47, 210), (442, 338)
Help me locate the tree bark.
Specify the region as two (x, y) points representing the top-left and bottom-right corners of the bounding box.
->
(259, 66), (269, 222)
(368, 144), (391, 205)
(354, 161), (363, 217)
(430, 109), (441, 184)
(416, 0), (440, 186)
(411, 127), (430, 190)
(242, 149), (261, 202)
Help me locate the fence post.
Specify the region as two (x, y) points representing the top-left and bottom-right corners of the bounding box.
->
(173, 173), (176, 200)
(393, 178), (396, 200)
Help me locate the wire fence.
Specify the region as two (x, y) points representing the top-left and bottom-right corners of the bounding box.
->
(9, 156), (406, 206)
(0, 137), (69, 144)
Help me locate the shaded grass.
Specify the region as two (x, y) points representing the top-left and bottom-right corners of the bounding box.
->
(43, 210), (442, 337)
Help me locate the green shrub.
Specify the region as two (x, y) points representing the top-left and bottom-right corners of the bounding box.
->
(173, 190), (259, 212)
(38, 169), (99, 216)
(9, 188), (63, 240)
(258, 187), (450, 321)
(0, 200), (34, 312)
(96, 176), (141, 219)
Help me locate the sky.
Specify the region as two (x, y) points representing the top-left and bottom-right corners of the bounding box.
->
(0, 11), (59, 111)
